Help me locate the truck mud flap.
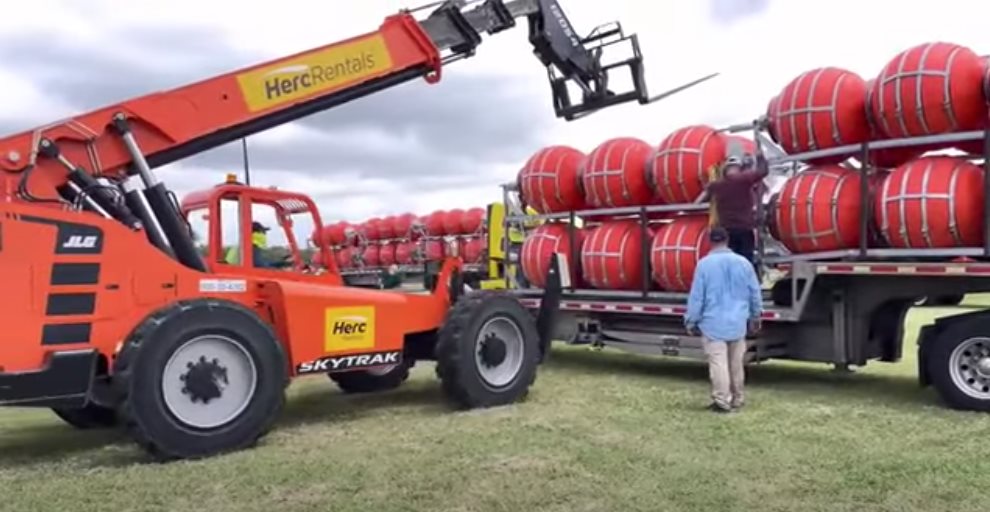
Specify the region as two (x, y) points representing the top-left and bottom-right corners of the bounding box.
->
(535, 254), (565, 363)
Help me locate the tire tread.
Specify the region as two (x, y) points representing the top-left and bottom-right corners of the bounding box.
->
(434, 291), (539, 409)
(112, 299), (288, 461)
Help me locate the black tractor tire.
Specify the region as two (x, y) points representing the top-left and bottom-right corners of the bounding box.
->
(435, 291), (540, 409)
(113, 299), (289, 461)
(328, 358), (413, 394)
(51, 403), (119, 429)
(925, 317), (990, 412)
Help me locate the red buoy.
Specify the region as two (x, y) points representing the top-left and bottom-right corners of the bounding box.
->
(984, 54), (990, 104)
(863, 78), (923, 168)
(395, 242), (415, 264)
(771, 166), (867, 253)
(363, 218), (383, 241)
(443, 208), (466, 235)
(379, 242), (396, 266)
(320, 221), (351, 247)
(768, 67), (871, 163)
(392, 213), (416, 239)
(361, 244), (380, 266)
(874, 156), (985, 248)
(650, 215), (711, 292)
(581, 220), (650, 290)
(421, 239), (445, 261)
(461, 207), (486, 234)
(520, 223), (583, 288)
(463, 237), (485, 263)
(649, 125), (727, 204)
(518, 145), (587, 213)
(310, 228), (324, 247)
(871, 42), (986, 140)
(378, 215), (396, 239)
(423, 211), (446, 236)
(335, 247), (354, 269)
(959, 55), (990, 154)
(582, 137), (656, 208)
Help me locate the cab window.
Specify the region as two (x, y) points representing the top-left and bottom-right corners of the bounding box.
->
(187, 207), (210, 257)
(219, 198), (242, 265)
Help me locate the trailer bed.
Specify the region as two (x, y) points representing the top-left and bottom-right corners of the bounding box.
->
(514, 259), (990, 321)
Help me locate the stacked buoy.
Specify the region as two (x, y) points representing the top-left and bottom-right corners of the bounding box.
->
(517, 127), (746, 292)
(766, 40), (990, 252)
(516, 39), (990, 290)
(314, 206), (489, 270)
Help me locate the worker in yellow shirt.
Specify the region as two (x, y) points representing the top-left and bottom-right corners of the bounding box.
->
(225, 222), (293, 269)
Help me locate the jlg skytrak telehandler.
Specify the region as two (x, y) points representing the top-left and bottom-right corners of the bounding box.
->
(0, 0), (713, 460)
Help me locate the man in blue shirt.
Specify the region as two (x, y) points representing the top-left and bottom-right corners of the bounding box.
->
(684, 226), (763, 413)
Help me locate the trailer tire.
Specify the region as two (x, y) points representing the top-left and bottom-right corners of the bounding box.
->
(51, 403), (119, 430)
(328, 359), (413, 394)
(113, 299), (288, 461)
(435, 291), (540, 409)
(926, 319), (990, 412)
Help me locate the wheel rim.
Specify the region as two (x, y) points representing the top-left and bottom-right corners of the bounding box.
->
(948, 336), (990, 401)
(475, 316), (525, 389)
(161, 334), (258, 430)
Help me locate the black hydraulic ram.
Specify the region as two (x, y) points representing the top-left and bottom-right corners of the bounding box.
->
(118, 176), (175, 259)
(37, 138), (143, 230)
(111, 114), (207, 272)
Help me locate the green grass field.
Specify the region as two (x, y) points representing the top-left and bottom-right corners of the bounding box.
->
(2, 304), (989, 512)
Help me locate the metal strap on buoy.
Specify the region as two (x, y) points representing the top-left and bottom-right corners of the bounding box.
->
(522, 229), (554, 282)
(879, 158), (959, 247)
(584, 140), (644, 207)
(650, 126), (718, 203)
(521, 147), (569, 214)
(875, 43), (961, 137)
(776, 168), (853, 251)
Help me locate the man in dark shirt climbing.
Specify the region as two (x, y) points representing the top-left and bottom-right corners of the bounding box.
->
(697, 153), (769, 268)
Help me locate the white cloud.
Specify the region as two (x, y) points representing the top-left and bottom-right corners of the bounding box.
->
(1, 0), (987, 245)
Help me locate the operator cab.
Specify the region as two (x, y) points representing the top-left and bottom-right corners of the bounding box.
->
(180, 173), (338, 281)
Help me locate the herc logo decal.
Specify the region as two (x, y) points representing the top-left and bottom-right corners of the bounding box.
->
(236, 34), (393, 112)
(324, 306), (375, 351)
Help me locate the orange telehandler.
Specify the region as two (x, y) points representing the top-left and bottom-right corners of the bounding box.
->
(0, 0), (713, 460)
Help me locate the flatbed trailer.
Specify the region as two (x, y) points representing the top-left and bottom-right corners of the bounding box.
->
(504, 125), (990, 413)
(341, 263), (487, 288)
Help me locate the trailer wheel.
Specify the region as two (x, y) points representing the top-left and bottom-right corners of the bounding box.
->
(435, 291), (540, 409)
(926, 322), (990, 412)
(51, 403), (119, 429)
(328, 358), (413, 394)
(113, 299), (288, 461)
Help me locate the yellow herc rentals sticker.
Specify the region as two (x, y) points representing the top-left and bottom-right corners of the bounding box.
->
(236, 34), (394, 112)
(324, 306), (376, 352)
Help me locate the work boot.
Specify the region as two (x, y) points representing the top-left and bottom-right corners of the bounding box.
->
(707, 402), (732, 414)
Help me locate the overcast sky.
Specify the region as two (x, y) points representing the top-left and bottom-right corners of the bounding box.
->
(0, 0), (985, 244)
